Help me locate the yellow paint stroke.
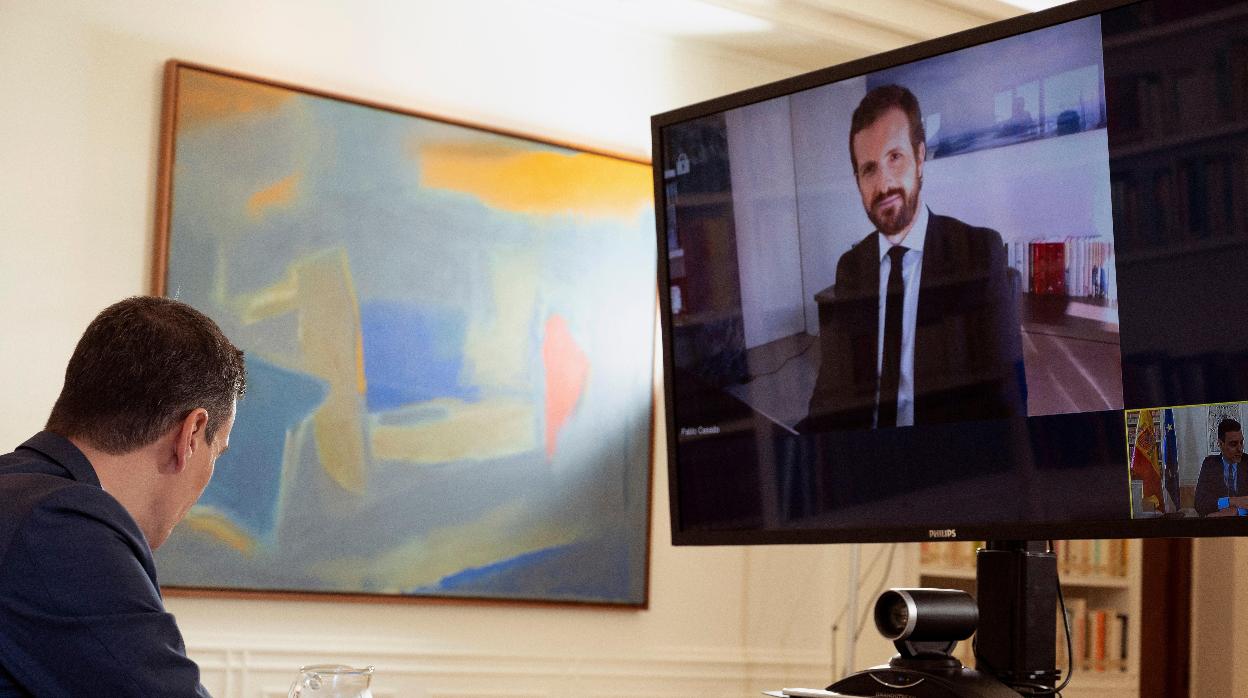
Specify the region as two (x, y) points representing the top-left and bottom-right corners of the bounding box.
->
(181, 507), (258, 557)
(311, 500), (583, 591)
(462, 250), (538, 391)
(178, 68), (294, 131)
(235, 265), (298, 323)
(235, 248), (370, 493)
(415, 141), (651, 219)
(371, 397), (537, 464)
(247, 171), (302, 219)
(295, 251), (369, 492)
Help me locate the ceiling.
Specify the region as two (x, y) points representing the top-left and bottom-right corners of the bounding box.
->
(553, 0), (1073, 74)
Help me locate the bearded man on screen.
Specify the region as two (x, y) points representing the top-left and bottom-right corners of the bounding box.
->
(803, 84), (1025, 433)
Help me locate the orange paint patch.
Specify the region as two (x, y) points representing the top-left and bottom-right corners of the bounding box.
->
(182, 508), (258, 557)
(178, 68), (294, 131)
(247, 172), (302, 219)
(542, 314), (589, 459)
(417, 142), (651, 219)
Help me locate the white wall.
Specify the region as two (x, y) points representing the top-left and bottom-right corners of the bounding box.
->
(1175, 408), (1209, 487)
(727, 97), (805, 349)
(791, 78), (869, 338)
(921, 129), (1113, 246)
(0, 1), (907, 695)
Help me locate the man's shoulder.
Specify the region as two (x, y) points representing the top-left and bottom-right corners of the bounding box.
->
(836, 231), (878, 268)
(0, 439), (94, 513)
(0, 467), (138, 560)
(926, 213), (1006, 270)
(0, 465), (82, 528)
(1198, 454), (1224, 472)
(929, 213), (1004, 245)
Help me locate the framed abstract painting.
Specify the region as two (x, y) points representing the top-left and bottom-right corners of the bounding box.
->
(153, 61), (655, 606)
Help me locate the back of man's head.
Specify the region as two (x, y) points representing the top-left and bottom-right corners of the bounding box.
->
(46, 296), (246, 455)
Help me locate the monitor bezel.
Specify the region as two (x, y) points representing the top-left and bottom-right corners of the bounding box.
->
(652, 0), (1248, 545)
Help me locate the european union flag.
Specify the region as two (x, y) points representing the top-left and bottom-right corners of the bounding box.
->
(1161, 408), (1179, 512)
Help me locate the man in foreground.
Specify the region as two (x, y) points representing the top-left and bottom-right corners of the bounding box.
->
(0, 296), (246, 696)
(1195, 417), (1248, 517)
(804, 84), (1024, 432)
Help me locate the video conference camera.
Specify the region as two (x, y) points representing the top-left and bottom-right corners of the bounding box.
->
(827, 588), (1024, 698)
(875, 588), (978, 659)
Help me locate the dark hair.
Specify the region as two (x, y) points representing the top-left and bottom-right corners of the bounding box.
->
(46, 296), (246, 454)
(849, 84), (926, 174)
(1219, 418), (1242, 442)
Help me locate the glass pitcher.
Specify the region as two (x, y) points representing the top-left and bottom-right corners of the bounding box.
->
(287, 664), (374, 698)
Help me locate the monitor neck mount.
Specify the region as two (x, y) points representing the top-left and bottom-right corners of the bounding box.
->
(975, 540), (1061, 692)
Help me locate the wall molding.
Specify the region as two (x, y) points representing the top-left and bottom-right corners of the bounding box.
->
(189, 635), (831, 697)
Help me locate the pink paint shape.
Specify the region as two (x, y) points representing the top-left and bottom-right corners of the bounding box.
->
(542, 314), (589, 459)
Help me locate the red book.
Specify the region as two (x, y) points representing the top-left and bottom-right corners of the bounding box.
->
(1030, 241), (1066, 295)
(1092, 610), (1108, 672)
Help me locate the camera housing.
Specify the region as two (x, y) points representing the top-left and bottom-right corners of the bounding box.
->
(875, 588), (979, 644)
(873, 588), (978, 674)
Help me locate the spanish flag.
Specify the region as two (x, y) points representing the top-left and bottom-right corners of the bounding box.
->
(1131, 409), (1162, 512)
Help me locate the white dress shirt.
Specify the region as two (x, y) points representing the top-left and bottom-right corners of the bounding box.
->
(874, 204), (929, 428)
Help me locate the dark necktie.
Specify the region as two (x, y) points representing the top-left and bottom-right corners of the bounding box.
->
(1228, 461), (1239, 495)
(878, 245), (908, 428)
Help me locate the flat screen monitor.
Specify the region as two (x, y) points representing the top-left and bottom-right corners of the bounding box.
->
(653, 0), (1248, 545)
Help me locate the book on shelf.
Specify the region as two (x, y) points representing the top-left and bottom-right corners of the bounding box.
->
(1091, 609), (1109, 672)
(1109, 611), (1129, 673)
(919, 540), (982, 569)
(1056, 599), (1131, 675)
(1091, 539), (1122, 577)
(1114, 155), (1241, 246)
(1032, 240), (1065, 296)
(924, 540), (1129, 578)
(1116, 613), (1130, 673)
(1172, 68), (1220, 129)
(1218, 39), (1248, 120)
(1067, 596), (1088, 671)
(1050, 539), (1129, 578)
(1107, 72), (1165, 145)
(1006, 238), (1116, 301)
(1178, 155), (1238, 238)
(1151, 168), (1181, 243)
(1111, 175), (1139, 246)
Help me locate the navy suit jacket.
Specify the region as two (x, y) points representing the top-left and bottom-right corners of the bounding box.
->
(803, 212), (1025, 432)
(0, 432), (210, 697)
(1194, 454), (1248, 517)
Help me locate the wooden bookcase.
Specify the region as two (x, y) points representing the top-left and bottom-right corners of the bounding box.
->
(909, 540), (1143, 698)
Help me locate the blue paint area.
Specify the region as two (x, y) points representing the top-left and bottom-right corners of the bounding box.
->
(360, 300), (478, 411)
(421, 536), (637, 603)
(196, 357), (327, 541)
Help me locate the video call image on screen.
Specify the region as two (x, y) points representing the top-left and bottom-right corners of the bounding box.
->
(660, 0), (1248, 533)
(663, 1), (1248, 534)
(1127, 401), (1248, 519)
(664, 16), (1116, 436)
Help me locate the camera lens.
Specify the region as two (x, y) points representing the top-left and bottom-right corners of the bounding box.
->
(874, 588), (977, 642)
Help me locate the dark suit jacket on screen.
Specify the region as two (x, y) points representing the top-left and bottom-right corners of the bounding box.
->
(803, 212), (1025, 432)
(1194, 454), (1248, 517)
(0, 432), (210, 697)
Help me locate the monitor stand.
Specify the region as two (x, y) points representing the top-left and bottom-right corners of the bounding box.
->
(827, 540), (1059, 697)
